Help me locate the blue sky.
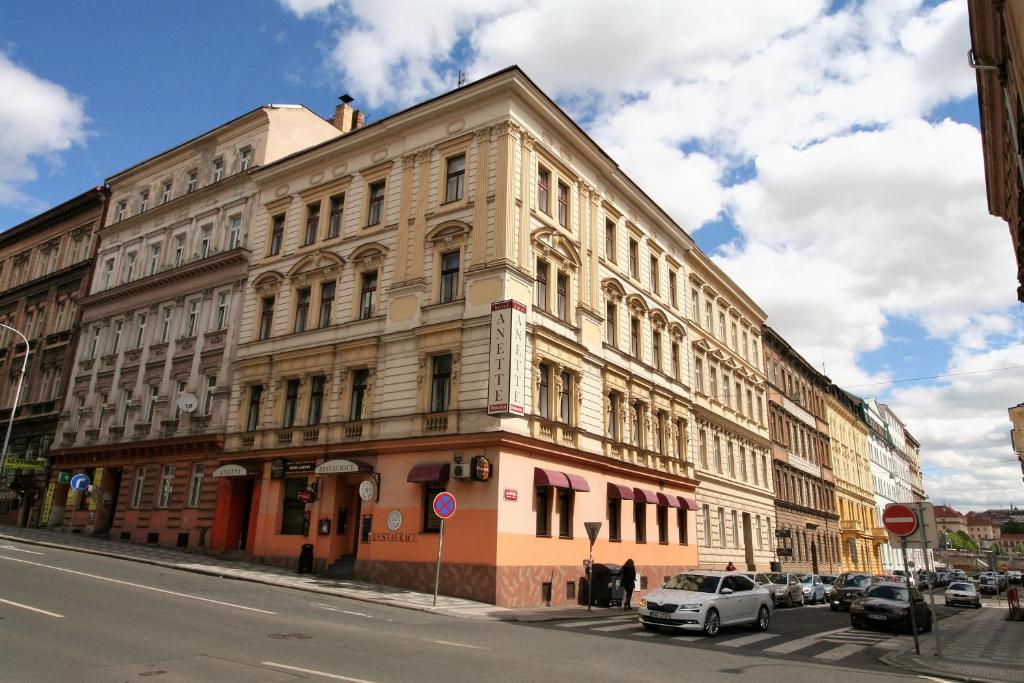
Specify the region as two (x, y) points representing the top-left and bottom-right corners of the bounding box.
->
(1, 1), (1021, 511)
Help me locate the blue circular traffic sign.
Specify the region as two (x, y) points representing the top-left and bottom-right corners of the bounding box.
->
(432, 491), (456, 520)
(69, 474), (90, 492)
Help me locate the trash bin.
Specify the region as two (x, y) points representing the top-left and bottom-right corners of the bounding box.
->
(587, 563), (624, 607)
(297, 543), (315, 574)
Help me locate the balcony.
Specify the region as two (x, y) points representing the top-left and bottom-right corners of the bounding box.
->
(133, 422), (151, 437)
(841, 520), (865, 533)
(160, 418), (179, 437)
(532, 418), (580, 448)
(301, 428), (320, 444)
(342, 421), (365, 441)
(425, 414), (449, 433)
(108, 425), (125, 439)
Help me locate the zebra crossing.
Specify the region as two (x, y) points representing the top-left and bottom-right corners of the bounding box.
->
(552, 614), (908, 662)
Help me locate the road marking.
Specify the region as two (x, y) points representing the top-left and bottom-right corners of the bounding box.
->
(716, 632), (779, 647)
(0, 545), (44, 555)
(632, 632), (656, 637)
(0, 597), (64, 618)
(0, 555), (275, 615)
(814, 643), (865, 661)
(261, 662), (375, 682)
(762, 627), (849, 654)
(671, 635), (704, 641)
(557, 616), (635, 628)
(311, 602), (390, 621)
(592, 622), (641, 632)
(429, 640), (484, 649)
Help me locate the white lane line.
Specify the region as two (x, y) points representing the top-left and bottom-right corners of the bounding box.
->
(311, 602), (389, 621)
(0, 555), (275, 615)
(592, 622), (642, 632)
(716, 632), (779, 648)
(632, 632), (656, 637)
(763, 627), (849, 654)
(429, 640), (484, 649)
(671, 635), (704, 641)
(557, 616), (635, 628)
(813, 643), (865, 661)
(0, 597), (64, 618)
(0, 545), (44, 555)
(262, 662), (375, 682)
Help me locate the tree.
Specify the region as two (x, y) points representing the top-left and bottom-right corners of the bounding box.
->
(948, 530), (979, 552)
(990, 543), (1004, 555)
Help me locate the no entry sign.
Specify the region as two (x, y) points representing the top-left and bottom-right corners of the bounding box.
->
(883, 504), (919, 537)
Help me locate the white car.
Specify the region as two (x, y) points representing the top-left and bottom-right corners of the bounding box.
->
(639, 571), (773, 636)
(944, 581), (981, 608)
(798, 574), (827, 604)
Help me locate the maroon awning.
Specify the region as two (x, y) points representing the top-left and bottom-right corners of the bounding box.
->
(565, 473), (590, 492)
(534, 468), (571, 488)
(607, 483), (635, 500)
(407, 463), (450, 483)
(657, 492), (681, 508)
(678, 496), (699, 511)
(633, 488), (658, 504)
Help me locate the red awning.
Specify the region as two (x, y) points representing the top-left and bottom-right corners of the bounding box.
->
(407, 463), (450, 483)
(678, 496), (699, 511)
(607, 483), (635, 500)
(565, 473), (591, 492)
(633, 488), (658, 504)
(534, 468), (571, 488)
(657, 492), (681, 508)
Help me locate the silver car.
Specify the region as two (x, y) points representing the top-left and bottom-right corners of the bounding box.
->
(944, 581), (981, 608)
(639, 571), (774, 636)
(798, 573), (827, 604)
(750, 572), (804, 608)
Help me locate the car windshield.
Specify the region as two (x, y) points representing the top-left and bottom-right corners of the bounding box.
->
(948, 582), (974, 592)
(838, 574), (873, 589)
(765, 573), (787, 584)
(798, 574), (815, 584)
(866, 585), (908, 602)
(664, 574), (721, 593)
(821, 576), (837, 585)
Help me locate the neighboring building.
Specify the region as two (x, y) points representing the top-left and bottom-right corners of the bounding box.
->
(904, 429), (925, 503)
(47, 106), (340, 544)
(825, 386), (885, 574)
(686, 249), (775, 572)
(222, 67), (707, 607)
(0, 187), (108, 526)
(762, 326), (840, 574)
(862, 398), (915, 571)
(934, 505), (967, 536)
(965, 512), (1002, 550)
(1011, 403), (1024, 483)
(981, 506), (1024, 524)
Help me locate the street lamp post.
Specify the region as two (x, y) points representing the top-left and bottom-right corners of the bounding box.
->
(0, 323), (30, 484)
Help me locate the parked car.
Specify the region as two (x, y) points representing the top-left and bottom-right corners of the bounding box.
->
(944, 581), (981, 608)
(850, 583), (933, 634)
(831, 573), (883, 611)
(952, 569), (967, 580)
(1007, 571), (1022, 586)
(892, 569), (916, 586)
(639, 571), (774, 636)
(798, 574), (827, 604)
(820, 575), (838, 600)
(978, 575), (1000, 595)
(761, 572), (804, 607)
(917, 571), (942, 589)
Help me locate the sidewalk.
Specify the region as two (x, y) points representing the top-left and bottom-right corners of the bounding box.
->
(0, 526), (621, 623)
(880, 603), (1024, 683)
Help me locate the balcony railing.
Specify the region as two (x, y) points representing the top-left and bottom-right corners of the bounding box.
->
(840, 520), (865, 533)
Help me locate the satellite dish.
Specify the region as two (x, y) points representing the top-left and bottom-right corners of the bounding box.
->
(176, 392), (198, 414)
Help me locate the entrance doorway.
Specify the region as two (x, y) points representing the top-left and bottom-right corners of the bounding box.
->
(742, 513), (755, 570)
(94, 468), (122, 537)
(811, 541), (819, 573)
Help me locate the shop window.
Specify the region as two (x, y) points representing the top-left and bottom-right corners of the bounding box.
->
(657, 506), (668, 544)
(608, 498), (621, 541)
(557, 488), (573, 539)
(536, 486), (552, 536)
(678, 508), (688, 544)
(634, 501), (646, 543)
(281, 478), (307, 534)
(422, 483), (444, 533)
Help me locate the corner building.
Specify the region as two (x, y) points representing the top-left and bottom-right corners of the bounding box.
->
(224, 68), (712, 607)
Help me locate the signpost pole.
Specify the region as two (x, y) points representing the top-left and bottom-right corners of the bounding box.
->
(901, 538), (921, 655)
(915, 502), (943, 658)
(587, 546), (593, 613)
(433, 518), (445, 607)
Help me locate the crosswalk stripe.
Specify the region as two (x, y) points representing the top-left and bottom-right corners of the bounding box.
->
(762, 627), (849, 654)
(557, 616), (635, 628)
(716, 633), (779, 648)
(592, 622), (642, 632)
(671, 635), (704, 641)
(632, 632), (656, 637)
(813, 643), (865, 661)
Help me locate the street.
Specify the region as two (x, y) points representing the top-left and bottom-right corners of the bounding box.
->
(0, 538), (972, 683)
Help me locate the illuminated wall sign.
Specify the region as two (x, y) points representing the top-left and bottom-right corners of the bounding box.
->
(487, 300), (527, 415)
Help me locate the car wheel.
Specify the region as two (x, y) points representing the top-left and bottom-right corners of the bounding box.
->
(755, 605), (770, 631)
(785, 593), (793, 608)
(703, 608), (721, 637)
(851, 619), (864, 630)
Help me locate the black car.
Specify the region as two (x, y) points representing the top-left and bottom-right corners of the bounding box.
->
(978, 575), (1000, 595)
(850, 583), (933, 634)
(830, 573), (881, 612)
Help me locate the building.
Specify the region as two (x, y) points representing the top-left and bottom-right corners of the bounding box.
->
(0, 187), (108, 526)
(980, 506), (1024, 524)
(862, 398), (914, 571)
(762, 326), (840, 574)
(825, 386), (885, 573)
(965, 512), (1002, 550)
(219, 67), (712, 607)
(47, 106), (339, 544)
(934, 505), (967, 536)
(904, 429), (925, 503)
(1011, 403), (1024, 483)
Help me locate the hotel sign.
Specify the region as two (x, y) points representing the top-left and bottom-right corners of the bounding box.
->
(487, 300), (527, 415)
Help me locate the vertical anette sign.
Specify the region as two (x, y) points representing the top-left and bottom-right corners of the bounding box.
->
(488, 300), (527, 415)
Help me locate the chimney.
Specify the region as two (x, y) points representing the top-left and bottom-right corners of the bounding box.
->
(353, 109), (365, 130)
(333, 94), (355, 133)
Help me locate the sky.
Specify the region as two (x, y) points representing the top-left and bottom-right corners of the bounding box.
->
(1, 0), (1022, 513)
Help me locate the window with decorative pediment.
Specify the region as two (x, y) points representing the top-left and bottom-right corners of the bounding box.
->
(531, 228), (580, 322)
(348, 242), (388, 320)
(426, 222), (470, 305)
(285, 251), (345, 333)
(252, 272), (285, 341)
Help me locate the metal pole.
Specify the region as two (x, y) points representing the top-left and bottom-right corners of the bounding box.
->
(432, 518), (445, 607)
(587, 545), (594, 613)
(0, 323), (30, 483)
(902, 538), (921, 655)
(916, 504), (942, 658)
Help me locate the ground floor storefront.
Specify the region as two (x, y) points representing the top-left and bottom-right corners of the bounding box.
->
(774, 503), (842, 575)
(694, 479), (777, 572)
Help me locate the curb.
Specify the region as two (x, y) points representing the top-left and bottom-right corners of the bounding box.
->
(878, 651), (1012, 683)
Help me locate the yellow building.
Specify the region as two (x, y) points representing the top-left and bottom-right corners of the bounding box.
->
(825, 386), (885, 574)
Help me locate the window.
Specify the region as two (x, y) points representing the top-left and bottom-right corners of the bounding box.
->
(678, 508), (688, 544)
(281, 478), (307, 534)
(558, 370), (571, 423)
(656, 411), (666, 453)
(308, 375), (325, 425)
(159, 307), (172, 343)
(630, 317), (640, 359)
(650, 256), (659, 294)
(629, 239), (639, 278)
(556, 272), (569, 320)
(148, 244), (161, 275)
(185, 299), (200, 337)
(702, 504), (711, 545)
(631, 401), (644, 447)
(101, 258), (115, 288)
(430, 354), (452, 412)
(608, 498), (621, 541)
(675, 417), (685, 457)
(537, 363), (550, 419)
(695, 357), (704, 392)
(699, 429), (708, 468)
(717, 507), (726, 547)
(727, 441), (735, 477)
(130, 467), (146, 508)
(158, 464), (174, 508)
(634, 502), (647, 543)
(605, 219), (616, 262)
(439, 251), (460, 303)
(754, 516), (762, 550)
(605, 302), (617, 347)
(704, 301), (713, 330)
(304, 203), (320, 245)
(652, 330), (662, 371)
(445, 154), (465, 203)
(657, 505), (668, 544)
(731, 510), (739, 547)
(740, 446), (748, 481)
(211, 158), (224, 183)
(535, 260), (548, 310)
(669, 270), (677, 307)
(122, 252), (137, 283)
(537, 167), (550, 214)
(367, 180), (385, 226)
(120, 390), (132, 426)
(718, 312), (726, 340)
(269, 214), (285, 255)
(293, 287), (310, 332)
(671, 342), (680, 380)
(187, 463), (204, 508)
(214, 292), (230, 331)
(350, 369), (369, 420)
(557, 181), (569, 227)
(282, 379), (299, 427)
(319, 281), (335, 327)
(713, 435), (722, 472)
(731, 322), (738, 351)
(203, 375), (216, 416)
(173, 381), (187, 420)
(710, 367), (718, 400)
(239, 146), (253, 172)
(174, 235), (186, 267)
(536, 486), (552, 536)
(138, 191), (149, 213)
(116, 201), (127, 221)
(199, 224), (212, 258)
(146, 385), (159, 424)
(227, 216), (241, 250)
(246, 385), (263, 431)
(186, 170), (198, 193)
(557, 488), (573, 538)
(607, 391), (620, 441)
(134, 314), (147, 348)
(692, 288), (700, 321)
(328, 194), (344, 238)
(259, 297), (274, 340)
(359, 271), (377, 319)
(161, 181), (172, 204)
(422, 483), (445, 533)
(55, 300), (67, 331)
(111, 320), (123, 353)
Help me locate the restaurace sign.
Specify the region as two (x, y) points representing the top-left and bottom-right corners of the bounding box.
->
(487, 300), (527, 416)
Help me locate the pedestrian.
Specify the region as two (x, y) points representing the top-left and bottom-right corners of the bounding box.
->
(726, 561), (737, 571)
(621, 559), (636, 610)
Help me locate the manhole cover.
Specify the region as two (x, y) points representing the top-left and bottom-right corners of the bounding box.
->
(138, 672), (166, 677)
(268, 633), (313, 640)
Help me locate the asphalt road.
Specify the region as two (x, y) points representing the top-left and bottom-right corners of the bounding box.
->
(0, 540), (963, 682)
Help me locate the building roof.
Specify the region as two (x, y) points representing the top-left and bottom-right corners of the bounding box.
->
(0, 186), (108, 247)
(965, 512), (999, 526)
(1001, 533), (1024, 543)
(933, 505), (964, 519)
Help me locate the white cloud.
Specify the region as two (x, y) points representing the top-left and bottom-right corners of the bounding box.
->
(279, 0), (336, 18)
(0, 53), (88, 207)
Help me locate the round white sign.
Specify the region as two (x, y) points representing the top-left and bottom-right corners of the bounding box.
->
(358, 479), (375, 501)
(387, 509), (403, 532)
(176, 392), (198, 414)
